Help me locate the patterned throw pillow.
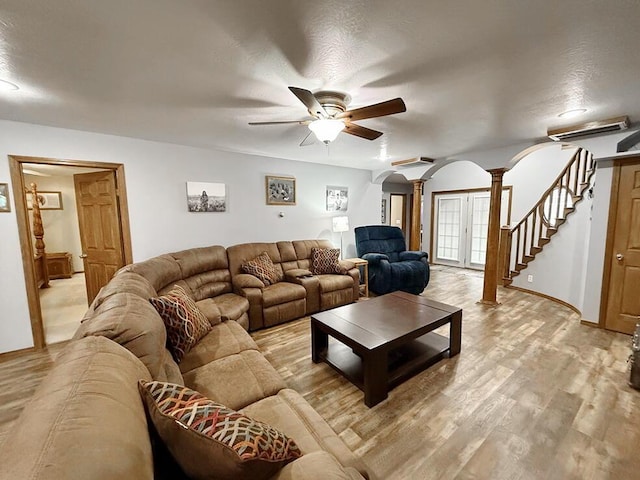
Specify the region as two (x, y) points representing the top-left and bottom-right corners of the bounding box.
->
(149, 285), (211, 363)
(311, 248), (343, 274)
(139, 381), (302, 480)
(241, 252), (282, 285)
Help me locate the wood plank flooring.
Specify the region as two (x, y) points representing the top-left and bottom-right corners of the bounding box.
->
(252, 268), (640, 480)
(1, 267), (638, 479)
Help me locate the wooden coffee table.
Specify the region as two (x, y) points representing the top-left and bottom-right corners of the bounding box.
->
(311, 291), (462, 407)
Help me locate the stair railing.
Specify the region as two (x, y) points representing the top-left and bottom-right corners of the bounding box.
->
(500, 148), (594, 284)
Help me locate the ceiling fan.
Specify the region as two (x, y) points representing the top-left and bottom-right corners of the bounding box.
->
(249, 86), (406, 146)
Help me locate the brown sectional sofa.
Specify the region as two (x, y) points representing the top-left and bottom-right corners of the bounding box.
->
(0, 240), (369, 480)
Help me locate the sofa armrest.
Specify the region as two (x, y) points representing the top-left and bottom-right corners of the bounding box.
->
(233, 273), (265, 289)
(399, 250), (428, 262)
(361, 253), (389, 265)
(284, 269), (313, 279)
(338, 260), (355, 273)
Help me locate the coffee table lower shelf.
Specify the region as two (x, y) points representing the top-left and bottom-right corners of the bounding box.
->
(317, 332), (451, 397)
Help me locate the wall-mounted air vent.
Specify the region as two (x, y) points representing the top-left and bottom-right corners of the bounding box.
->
(548, 116), (629, 141)
(391, 157), (434, 167)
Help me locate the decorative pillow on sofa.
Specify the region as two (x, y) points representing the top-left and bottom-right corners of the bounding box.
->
(311, 248), (344, 275)
(241, 252), (282, 286)
(138, 380), (302, 480)
(149, 285), (211, 363)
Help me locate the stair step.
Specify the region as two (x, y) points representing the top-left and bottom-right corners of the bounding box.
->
(539, 237), (551, 246)
(523, 255), (535, 263)
(515, 263), (527, 271)
(510, 270), (520, 278)
(531, 246), (543, 254)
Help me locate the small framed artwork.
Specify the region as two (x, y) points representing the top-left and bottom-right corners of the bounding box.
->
(27, 191), (63, 210)
(381, 198), (387, 223)
(266, 175), (296, 205)
(0, 183), (11, 212)
(186, 182), (226, 212)
(326, 185), (348, 212)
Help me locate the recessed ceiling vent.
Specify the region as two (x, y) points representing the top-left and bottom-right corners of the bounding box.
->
(548, 116), (629, 141)
(391, 157), (435, 167)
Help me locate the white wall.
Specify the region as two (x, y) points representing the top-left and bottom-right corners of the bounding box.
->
(24, 174), (84, 272)
(0, 120), (380, 353)
(419, 137), (626, 324)
(422, 160), (491, 254)
(503, 145), (578, 222)
(509, 184), (594, 311)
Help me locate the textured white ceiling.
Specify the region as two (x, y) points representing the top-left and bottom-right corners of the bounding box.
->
(0, 0), (638, 170)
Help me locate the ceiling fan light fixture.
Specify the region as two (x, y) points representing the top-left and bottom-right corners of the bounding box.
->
(308, 119), (345, 144)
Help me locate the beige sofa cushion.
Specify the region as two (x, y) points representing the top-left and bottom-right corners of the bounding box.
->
(182, 349), (287, 410)
(197, 293), (251, 326)
(121, 253), (182, 292)
(90, 270), (157, 310)
(0, 336), (154, 480)
(179, 320), (259, 374)
(171, 246), (234, 301)
(241, 389), (369, 478)
(73, 292), (169, 379)
(271, 452), (365, 480)
(263, 282), (307, 308)
(214, 292), (250, 321)
(139, 381), (302, 480)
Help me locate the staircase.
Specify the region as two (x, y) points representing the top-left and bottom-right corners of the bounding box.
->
(501, 148), (594, 286)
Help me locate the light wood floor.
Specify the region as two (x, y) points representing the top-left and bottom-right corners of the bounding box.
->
(1, 268), (638, 479)
(252, 268), (640, 480)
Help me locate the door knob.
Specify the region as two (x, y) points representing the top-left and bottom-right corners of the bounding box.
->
(616, 253), (624, 261)
(79, 253), (88, 259)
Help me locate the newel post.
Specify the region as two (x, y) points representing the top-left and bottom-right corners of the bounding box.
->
(410, 180), (424, 251)
(498, 226), (511, 286)
(480, 168), (507, 305)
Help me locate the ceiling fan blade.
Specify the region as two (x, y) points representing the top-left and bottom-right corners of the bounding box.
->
(299, 131), (315, 146)
(248, 120), (311, 125)
(288, 86), (328, 118)
(337, 98), (406, 122)
(343, 123), (384, 140)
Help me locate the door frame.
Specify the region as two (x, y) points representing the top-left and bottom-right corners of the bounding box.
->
(8, 155), (133, 349)
(389, 193), (408, 234)
(429, 186), (512, 265)
(599, 155), (640, 329)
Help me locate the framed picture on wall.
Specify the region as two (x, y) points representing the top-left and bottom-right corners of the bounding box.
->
(381, 198), (387, 223)
(186, 182), (226, 212)
(326, 186), (348, 211)
(0, 183), (11, 212)
(266, 175), (296, 205)
(27, 191), (63, 210)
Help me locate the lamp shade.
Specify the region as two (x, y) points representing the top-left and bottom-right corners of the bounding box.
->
(332, 216), (349, 233)
(308, 119), (345, 144)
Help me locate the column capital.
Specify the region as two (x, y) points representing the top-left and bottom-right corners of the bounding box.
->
(486, 168), (508, 180)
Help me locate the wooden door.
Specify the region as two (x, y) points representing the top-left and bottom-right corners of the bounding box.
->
(74, 171), (124, 303)
(605, 159), (640, 334)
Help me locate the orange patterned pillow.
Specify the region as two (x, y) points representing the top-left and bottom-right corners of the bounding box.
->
(139, 381), (302, 480)
(149, 285), (211, 363)
(311, 248), (343, 274)
(241, 252), (282, 285)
